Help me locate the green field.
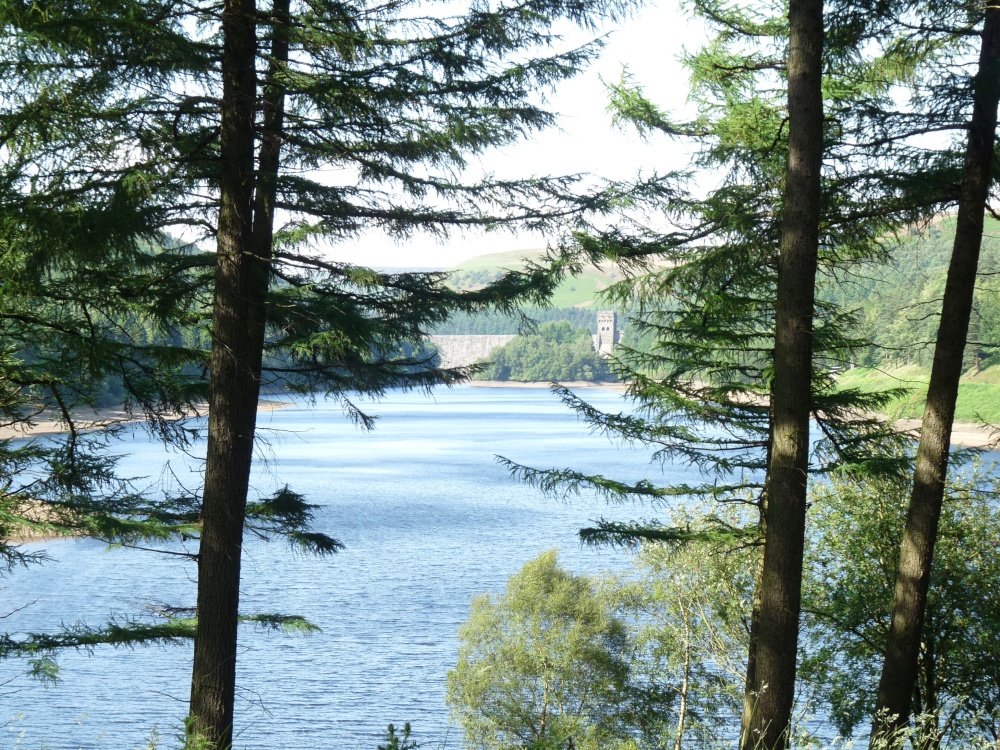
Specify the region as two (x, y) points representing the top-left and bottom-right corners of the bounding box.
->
(835, 365), (1000, 424)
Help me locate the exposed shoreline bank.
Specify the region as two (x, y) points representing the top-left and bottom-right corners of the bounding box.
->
(468, 381), (998, 448)
(0, 399), (290, 442)
(2, 386), (995, 448)
(467, 379), (628, 392)
(1, 399), (290, 545)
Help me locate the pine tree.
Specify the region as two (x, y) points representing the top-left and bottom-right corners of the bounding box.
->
(0, 7), (212, 569)
(3, 0), (631, 744)
(872, 4), (1000, 744)
(745, 0), (826, 745)
(504, 0), (981, 746)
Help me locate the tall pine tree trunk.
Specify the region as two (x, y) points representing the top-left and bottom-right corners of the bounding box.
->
(871, 6), (1000, 745)
(187, 0), (284, 745)
(252, 0), (289, 265)
(741, 1), (824, 747)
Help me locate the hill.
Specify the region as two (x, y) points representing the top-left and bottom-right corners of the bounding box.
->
(446, 248), (628, 308)
(824, 216), (1000, 423)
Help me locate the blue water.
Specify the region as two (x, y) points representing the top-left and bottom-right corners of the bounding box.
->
(3, 386), (693, 750)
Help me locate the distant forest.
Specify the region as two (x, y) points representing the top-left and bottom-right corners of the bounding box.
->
(435, 217), (1000, 383)
(823, 217), (1000, 371)
(473, 321), (616, 382)
(430, 306), (608, 335)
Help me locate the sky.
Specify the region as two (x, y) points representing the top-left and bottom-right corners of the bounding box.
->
(330, 1), (708, 269)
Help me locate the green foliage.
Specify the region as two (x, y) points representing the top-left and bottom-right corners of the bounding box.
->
(378, 723), (418, 750)
(817, 218), (1000, 423)
(1, 612), (319, 684)
(244, 486), (343, 554)
(801, 467), (1000, 744)
(447, 551), (634, 750)
(450, 479), (1000, 748)
(431, 306), (609, 336)
(823, 218), (1000, 373)
(476, 321), (616, 382)
(612, 521), (754, 749)
(448, 534), (760, 750)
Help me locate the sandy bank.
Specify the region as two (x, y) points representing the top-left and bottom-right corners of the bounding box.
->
(894, 419), (999, 449)
(0, 399), (291, 442)
(468, 382), (1000, 447)
(467, 380), (628, 392)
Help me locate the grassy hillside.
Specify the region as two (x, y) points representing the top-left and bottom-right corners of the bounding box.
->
(447, 249), (627, 308)
(821, 216), (1000, 424)
(836, 364), (1000, 424)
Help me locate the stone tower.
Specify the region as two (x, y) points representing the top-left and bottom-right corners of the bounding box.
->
(593, 311), (619, 358)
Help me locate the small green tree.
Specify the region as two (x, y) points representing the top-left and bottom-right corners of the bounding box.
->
(614, 521), (754, 750)
(448, 551), (634, 750)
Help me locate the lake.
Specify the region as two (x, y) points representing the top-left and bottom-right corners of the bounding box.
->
(3, 385), (693, 750)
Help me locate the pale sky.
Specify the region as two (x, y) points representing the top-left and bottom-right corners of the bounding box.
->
(331, 1), (707, 269)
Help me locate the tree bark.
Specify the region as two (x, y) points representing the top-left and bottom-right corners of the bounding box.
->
(252, 0), (290, 264)
(187, 0), (288, 746)
(871, 6), (1000, 745)
(740, 513), (766, 739)
(741, 0), (824, 747)
(741, 428), (771, 738)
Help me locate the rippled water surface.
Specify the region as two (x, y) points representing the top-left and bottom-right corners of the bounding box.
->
(4, 386), (693, 750)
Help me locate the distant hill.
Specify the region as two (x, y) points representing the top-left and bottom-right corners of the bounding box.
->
(433, 233), (1000, 423)
(823, 215), (1000, 371)
(446, 248), (629, 308)
(823, 216), (1000, 422)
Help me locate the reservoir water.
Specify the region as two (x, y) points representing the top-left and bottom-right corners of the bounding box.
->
(3, 385), (690, 750)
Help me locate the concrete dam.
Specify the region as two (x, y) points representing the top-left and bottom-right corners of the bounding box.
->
(427, 335), (517, 368)
(428, 313), (619, 368)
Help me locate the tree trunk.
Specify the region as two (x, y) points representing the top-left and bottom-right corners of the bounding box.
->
(741, 515), (766, 739)
(252, 0), (290, 263)
(187, 0), (290, 746)
(871, 7), (1000, 746)
(674, 612), (692, 750)
(741, 0), (824, 747)
(741, 432), (771, 739)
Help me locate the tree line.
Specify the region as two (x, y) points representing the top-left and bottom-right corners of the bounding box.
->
(823, 217), (1000, 372)
(473, 320), (617, 382)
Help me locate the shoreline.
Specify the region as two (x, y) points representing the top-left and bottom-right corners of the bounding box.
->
(0, 399), (291, 442)
(467, 379), (628, 392)
(467, 382), (998, 447)
(2, 388), (995, 448)
(894, 419), (998, 449)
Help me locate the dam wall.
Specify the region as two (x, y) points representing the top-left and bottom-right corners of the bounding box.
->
(428, 335), (517, 368)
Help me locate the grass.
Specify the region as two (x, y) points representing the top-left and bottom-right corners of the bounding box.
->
(835, 364), (1000, 424)
(448, 248), (548, 273)
(447, 251), (630, 308)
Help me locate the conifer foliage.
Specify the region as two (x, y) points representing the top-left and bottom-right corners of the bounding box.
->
(873, 5), (1000, 744)
(3, 0), (633, 744)
(504, 0), (995, 746)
